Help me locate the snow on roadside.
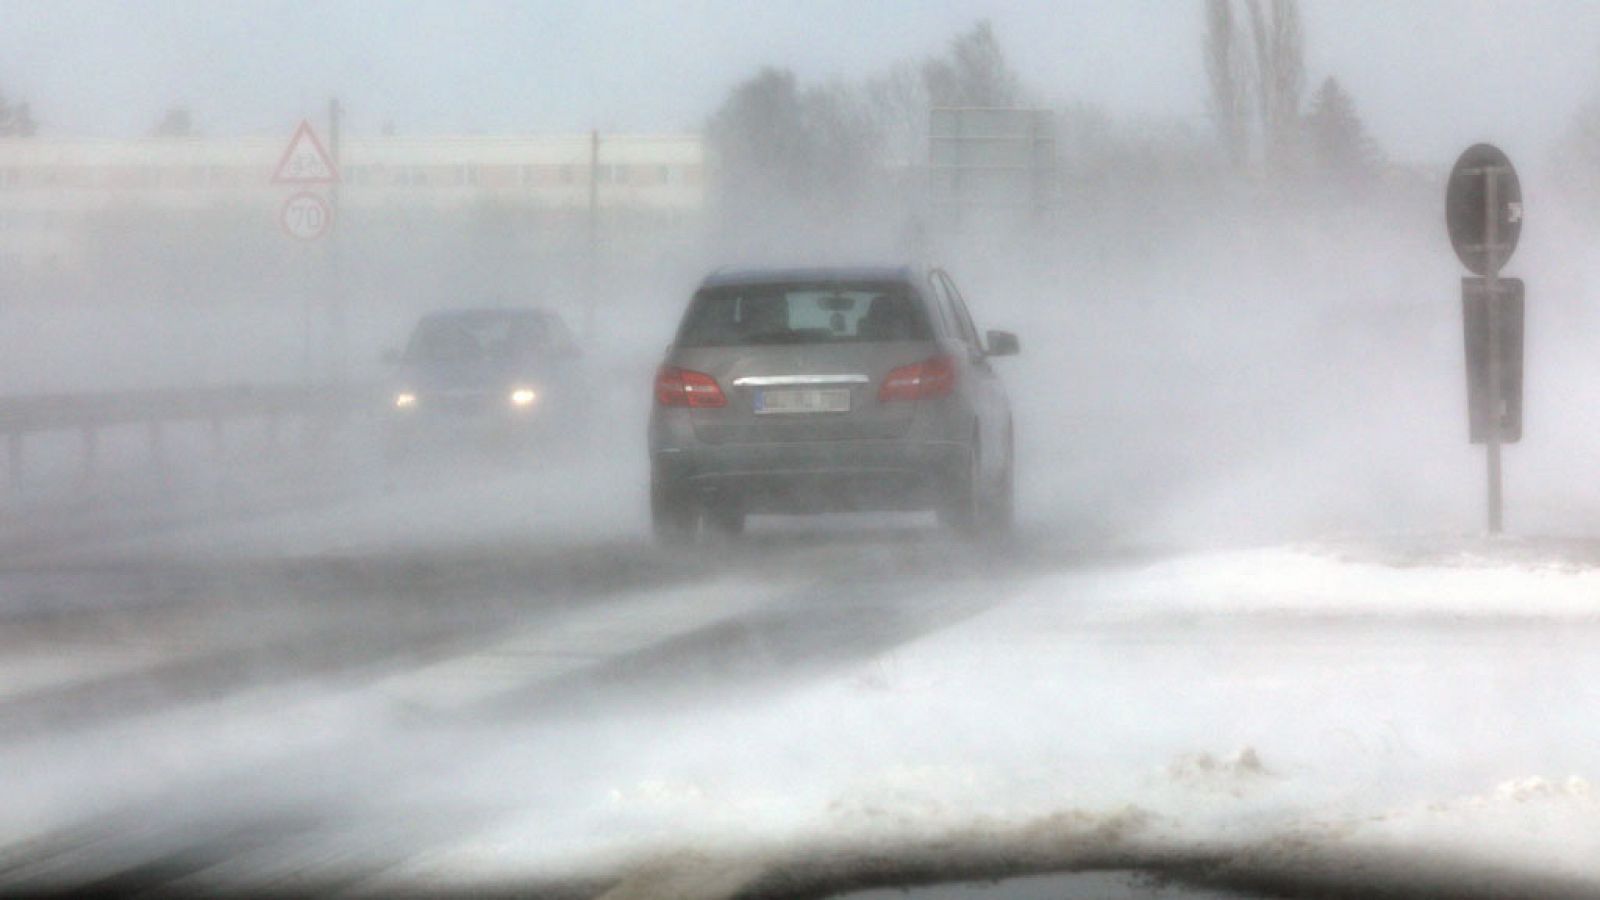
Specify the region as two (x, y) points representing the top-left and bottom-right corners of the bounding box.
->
(382, 542), (1600, 892)
(1065, 543), (1600, 622)
(1333, 775), (1600, 883)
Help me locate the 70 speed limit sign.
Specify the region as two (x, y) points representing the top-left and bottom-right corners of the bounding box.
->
(281, 191), (333, 241)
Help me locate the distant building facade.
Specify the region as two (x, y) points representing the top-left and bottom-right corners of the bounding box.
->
(0, 133), (705, 270)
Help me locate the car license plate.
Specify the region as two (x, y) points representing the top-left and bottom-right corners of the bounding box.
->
(754, 388), (851, 414)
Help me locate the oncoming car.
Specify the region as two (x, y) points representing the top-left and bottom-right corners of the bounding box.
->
(647, 265), (1019, 540)
(385, 307), (583, 457)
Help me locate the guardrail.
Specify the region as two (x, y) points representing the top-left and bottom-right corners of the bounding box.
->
(0, 384), (360, 486)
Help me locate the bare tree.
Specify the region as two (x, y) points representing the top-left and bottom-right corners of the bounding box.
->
(802, 80), (882, 208)
(865, 62), (929, 167)
(1303, 77), (1380, 189)
(1204, 0), (1251, 170)
(1551, 93), (1600, 215)
(707, 20), (1032, 238)
(708, 68), (809, 201)
(1243, 0), (1304, 176)
(922, 20), (1023, 108)
(707, 67), (882, 225)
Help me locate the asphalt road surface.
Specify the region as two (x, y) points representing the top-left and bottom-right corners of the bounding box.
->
(3, 468), (1600, 899)
(0, 505), (1058, 897)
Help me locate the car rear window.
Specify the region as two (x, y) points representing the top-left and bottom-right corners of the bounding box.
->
(675, 282), (931, 347)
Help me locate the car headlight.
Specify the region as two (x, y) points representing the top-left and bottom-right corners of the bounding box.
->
(394, 391), (417, 410)
(509, 388), (537, 407)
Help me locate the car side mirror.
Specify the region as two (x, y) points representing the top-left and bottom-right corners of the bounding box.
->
(985, 330), (1020, 357)
(381, 348), (402, 365)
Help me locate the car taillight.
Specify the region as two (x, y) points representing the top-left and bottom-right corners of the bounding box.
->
(878, 355), (957, 403)
(655, 365), (727, 408)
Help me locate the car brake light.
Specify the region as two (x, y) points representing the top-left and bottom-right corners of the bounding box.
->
(878, 355), (957, 403)
(655, 365), (727, 408)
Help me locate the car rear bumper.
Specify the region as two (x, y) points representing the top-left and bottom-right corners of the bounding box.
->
(652, 439), (969, 513)
(385, 405), (550, 447)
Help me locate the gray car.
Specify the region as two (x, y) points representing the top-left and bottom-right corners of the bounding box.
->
(384, 308), (584, 458)
(647, 265), (1019, 540)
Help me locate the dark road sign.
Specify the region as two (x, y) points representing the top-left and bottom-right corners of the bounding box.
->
(1463, 277), (1524, 444)
(1447, 144), (1521, 277)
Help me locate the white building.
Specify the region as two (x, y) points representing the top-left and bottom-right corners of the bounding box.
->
(0, 132), (706, 268)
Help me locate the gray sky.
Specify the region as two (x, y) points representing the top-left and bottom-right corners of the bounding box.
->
(0, 0), (1596, 164)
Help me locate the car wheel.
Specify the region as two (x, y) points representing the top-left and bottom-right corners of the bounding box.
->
(985, 424), (1016, 536)
(937, 445), (982, 537)
(651, 477), (699, 544)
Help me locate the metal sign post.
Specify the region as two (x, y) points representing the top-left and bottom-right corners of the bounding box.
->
(1446, 143), (1523, 535)
(1483, 169), (1503, 533)
(586, 129), (599, 341)
(1462, 277), (1524, 445)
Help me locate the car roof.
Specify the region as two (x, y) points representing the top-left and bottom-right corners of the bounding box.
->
(700, 265), (923, 288)
(420, 307), (557, 321)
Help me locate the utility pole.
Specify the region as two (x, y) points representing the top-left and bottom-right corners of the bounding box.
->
(586, 129), (599, 340)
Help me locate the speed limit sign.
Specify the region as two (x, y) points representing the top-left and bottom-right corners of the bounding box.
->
(281, 191), (333, 241)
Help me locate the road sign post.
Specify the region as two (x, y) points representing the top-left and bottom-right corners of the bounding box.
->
(1484, 169), (1504, 533)
(1462, 277), (1524, 444)
(1447, 143), (1523, 534)
(272, 116), (342, 386)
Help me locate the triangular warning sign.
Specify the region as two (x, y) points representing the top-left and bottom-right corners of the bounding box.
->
(272, 120), (339, 185)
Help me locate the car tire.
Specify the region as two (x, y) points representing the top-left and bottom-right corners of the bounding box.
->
(937, 445), (982, 537)
(651, 477), (698, 544)
(986, 424), (1016, 536)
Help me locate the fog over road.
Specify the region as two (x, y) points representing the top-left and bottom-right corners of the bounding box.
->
(4, 463), (1600, 898)
(0, 476), (1039, 895)
(11, 2), (1600, 895)
(3, 231), (1599, 896)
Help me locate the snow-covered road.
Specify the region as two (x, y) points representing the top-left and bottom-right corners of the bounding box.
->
(3, 499), (1599, 897)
